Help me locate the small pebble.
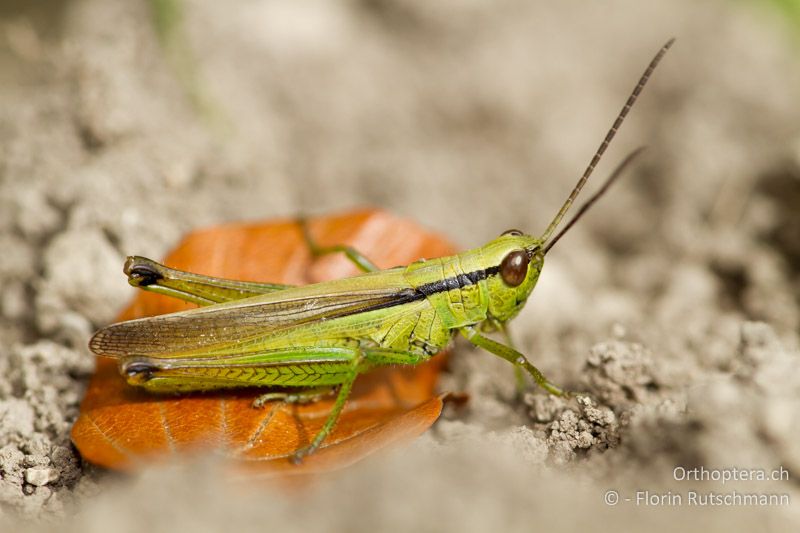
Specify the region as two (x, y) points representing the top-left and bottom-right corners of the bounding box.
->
(24, 466), (58, 487)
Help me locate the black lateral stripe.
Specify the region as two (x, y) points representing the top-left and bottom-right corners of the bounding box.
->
(416, 265), (500, 297)
(323, 266), (501, 321)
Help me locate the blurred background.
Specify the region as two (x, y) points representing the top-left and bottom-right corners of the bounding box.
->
(1, 0), (799, 531)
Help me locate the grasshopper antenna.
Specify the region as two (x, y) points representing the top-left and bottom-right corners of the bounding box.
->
(539, 38), (674, 246)
(543, 146), (645, 254)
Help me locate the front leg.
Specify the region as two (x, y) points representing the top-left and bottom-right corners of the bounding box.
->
(483, 319), (527, 395)
(459, 325), (568, 397)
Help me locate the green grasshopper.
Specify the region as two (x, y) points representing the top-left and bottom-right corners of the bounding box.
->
(89, 39), (673, 463)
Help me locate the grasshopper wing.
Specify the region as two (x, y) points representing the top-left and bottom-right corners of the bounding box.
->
(90, 268), (426, 359)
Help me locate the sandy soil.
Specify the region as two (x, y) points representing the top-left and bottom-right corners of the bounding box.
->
(1, 0), (799, 530)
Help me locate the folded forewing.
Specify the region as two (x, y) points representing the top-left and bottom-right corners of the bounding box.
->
(90, 269), (424, 359)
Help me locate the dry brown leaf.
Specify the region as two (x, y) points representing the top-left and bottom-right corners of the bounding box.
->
(72, 209), (456, 475)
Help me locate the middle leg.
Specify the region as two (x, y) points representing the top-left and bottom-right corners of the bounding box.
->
(289, 345), (431, 463)
(298, 217), (380, 273)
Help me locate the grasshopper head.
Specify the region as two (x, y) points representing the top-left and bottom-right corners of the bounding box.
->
(485, 144), (648, 323)
(458, 40), (674, 338)
(477, 39), (673, 322)
(481, 230), (545, 322)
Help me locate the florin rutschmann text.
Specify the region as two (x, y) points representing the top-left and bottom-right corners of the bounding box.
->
(603, 466), (791, 507)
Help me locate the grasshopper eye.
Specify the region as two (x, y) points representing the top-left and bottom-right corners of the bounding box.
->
(502, 229), (523, 237)
(500, 249), (529, 287)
